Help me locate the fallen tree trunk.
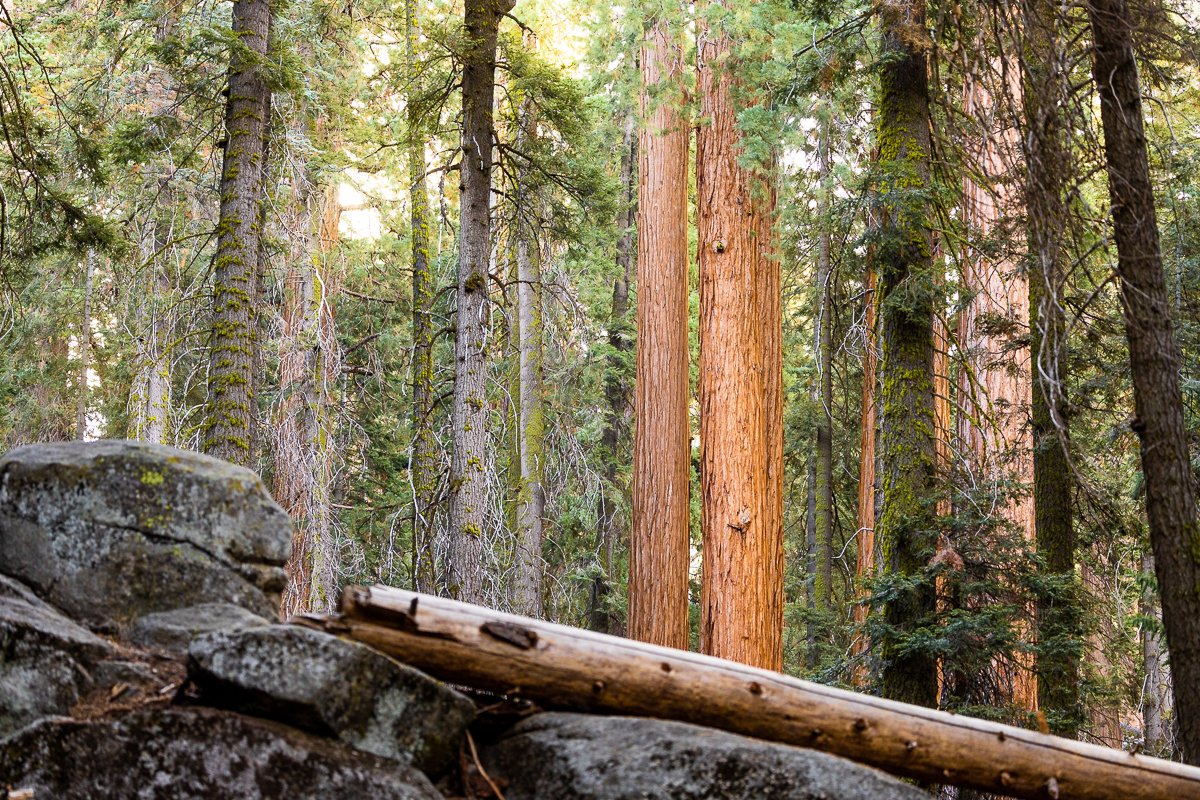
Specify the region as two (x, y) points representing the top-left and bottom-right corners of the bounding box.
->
(301, 586), (1200, 800)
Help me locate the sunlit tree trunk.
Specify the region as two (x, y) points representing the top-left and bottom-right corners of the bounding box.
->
(696, 4), (782, 671)
(511, 82), (545, 618)
(204, 0), (271, 467)
(447, 0), (515, 604)
(406, 0), (437, 595)
(628, 14), (690, 650)
(1087, 0), (1200, 764)
(874, 0), (938, 708)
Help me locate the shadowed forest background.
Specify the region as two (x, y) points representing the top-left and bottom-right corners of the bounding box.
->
(3, 0), (1200, 769)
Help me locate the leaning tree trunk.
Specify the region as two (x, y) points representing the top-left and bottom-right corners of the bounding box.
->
(629, 13), (691, 650)
(1018, 0), (1080, 736)
(873, 0), (938, 708)
(406, 0), (438, 595)
(1086, 0), (1200, 763)
(204, 0), (271, 468)
(696, 0), (782, 671)
(447, 0), (514, 603)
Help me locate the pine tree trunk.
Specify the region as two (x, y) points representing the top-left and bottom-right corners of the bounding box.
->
(1018, 0), (1080, 736)
(447, 0), (514, 604)
(814, 115), (834, 616)
(628, 16), (691, 650)
(129, 174), (173, 445)
(406, 0), (437, 595)
(204, 0), (271, 468)
(277, 160), (342, 617)
(1087, 0), (1200, 764)
(874, 0), (938, 708)
(697, 7), (781, 671)
(511, 88), (545, 618)
(593, 119), (635, 634)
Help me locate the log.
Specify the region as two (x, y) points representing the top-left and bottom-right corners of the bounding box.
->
(301, 585), (1200, 800)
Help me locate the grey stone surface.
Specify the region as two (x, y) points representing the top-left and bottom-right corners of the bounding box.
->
(482, 713), (929, 800)
(0, 706), (443, 799)
(188, 624), (474, 775)
(128, 602), (269, 656)
(0, 440), (291, 629)
(0, 595), (111, 737)
(0, 573), (52, 609)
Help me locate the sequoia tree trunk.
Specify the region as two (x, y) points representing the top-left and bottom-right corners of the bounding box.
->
(629, 15), (691, 650)
(697, 3), (782, 671)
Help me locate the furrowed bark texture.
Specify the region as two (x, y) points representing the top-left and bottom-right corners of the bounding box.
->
(512, 86), (545, 618)
(1087, 0), (1200, 764)
(629, 17), (691, 650)
(1019, 0), (1080, 736)
(407, 0), (437, 595)
(318, 585), (1200, 800)
(448, 0), (514, 603)
(814, 115), (834, 615)
(874, 0), (938, 708)
(204, 0), (271, 467)
(851, 267), (878, 688)
(960, 53), (1038, 715)
(697, 10), (782, 671)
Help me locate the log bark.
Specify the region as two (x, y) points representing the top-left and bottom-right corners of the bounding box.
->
(309, 585), (1200, 800)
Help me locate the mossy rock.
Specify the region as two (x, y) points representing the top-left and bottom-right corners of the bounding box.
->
(188, 625), (475, 776)
(0, 441), (291, 631)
